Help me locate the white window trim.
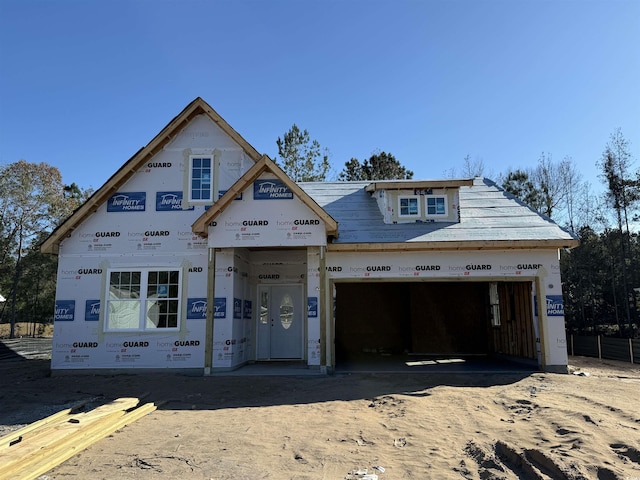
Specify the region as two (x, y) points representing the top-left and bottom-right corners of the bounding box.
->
(104, 267), (182, 332)
(186, 154), (217, 204)
(398, 195), (421, 218)
(425, 195), (448, 217)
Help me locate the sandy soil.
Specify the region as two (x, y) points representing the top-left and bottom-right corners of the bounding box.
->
(1, 355), (639, 480)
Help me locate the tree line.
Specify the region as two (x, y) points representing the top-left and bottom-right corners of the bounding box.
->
(1, 126), (637, 338)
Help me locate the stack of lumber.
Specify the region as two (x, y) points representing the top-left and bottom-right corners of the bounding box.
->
(0, 396), (158, 480)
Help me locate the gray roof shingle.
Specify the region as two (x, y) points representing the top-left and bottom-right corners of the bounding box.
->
(299, 177), (578, 247)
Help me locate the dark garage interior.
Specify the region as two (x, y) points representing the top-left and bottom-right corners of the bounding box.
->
(334, 281), (537, 368)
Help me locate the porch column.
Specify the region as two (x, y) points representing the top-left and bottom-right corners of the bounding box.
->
(204, 247), (216, 374)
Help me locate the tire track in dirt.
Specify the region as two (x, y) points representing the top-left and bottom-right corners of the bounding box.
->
(454, 379), (639, 480)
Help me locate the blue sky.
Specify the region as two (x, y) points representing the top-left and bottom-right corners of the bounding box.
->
(1, 0), (638, 193)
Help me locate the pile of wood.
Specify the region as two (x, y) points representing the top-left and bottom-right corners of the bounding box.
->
(0, 396), (158, 480)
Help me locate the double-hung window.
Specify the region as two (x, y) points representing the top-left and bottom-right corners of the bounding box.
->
(106, 269), (181, 331)
(188, 156), (213, 202)
(426, 196), (447, 217)
(398, 196), (420, 218)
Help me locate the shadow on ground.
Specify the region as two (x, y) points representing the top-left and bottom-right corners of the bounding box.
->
(0, 339), (537, 430)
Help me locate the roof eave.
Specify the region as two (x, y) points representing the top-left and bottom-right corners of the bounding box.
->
(326, 238), (580, 252)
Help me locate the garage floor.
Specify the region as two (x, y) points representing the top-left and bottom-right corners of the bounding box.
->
(0, 338), (537, 376)
(335, 353), (538, 375)
(211, 355), (538, 376)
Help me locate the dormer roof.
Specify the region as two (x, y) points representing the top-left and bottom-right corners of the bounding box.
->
(191, 155), (339, 238)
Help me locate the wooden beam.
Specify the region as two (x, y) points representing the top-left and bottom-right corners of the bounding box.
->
(0, 400), (89, 450)
(0, 398), (157, 480)
(9, 403), (158, 480)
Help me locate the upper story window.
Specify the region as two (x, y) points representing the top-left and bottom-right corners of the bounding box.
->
(188, 156), (213, 202)
(399, 196), (420, 217)
(426, 196), (447, 216)
(105, 268), (181, 331)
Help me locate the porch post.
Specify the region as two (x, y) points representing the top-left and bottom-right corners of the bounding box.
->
(319, 246), (329, 372)
(204, 247), (216, 374)
(534, 276), (548, 371)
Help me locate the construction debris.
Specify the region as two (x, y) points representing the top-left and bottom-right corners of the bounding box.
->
(0, 397), (158, 480)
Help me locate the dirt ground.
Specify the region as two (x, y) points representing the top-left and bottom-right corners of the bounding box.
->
(1, 349), (640, 480)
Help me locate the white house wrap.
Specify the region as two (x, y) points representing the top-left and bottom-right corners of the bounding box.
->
(42, 98), (579, 374)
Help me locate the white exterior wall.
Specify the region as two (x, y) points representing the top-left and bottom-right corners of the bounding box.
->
(373, 188), (461, 224)
(324, 249), (567, 368)
(208, 173), (326, 248)
(51, 115), (249, 371)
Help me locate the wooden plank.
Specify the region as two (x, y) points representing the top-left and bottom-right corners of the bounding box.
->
(0, 410), (127, 480)
(66, 397), (141, 423)
(0, 400), (89, 450)
(0, 398), (141, 476)
(8, 402), (158, 480)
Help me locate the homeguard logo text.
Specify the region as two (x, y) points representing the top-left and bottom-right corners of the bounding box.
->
(144, 230), (170, 237)
(123, 341), (150, 348)
(243, 220), (268, 226)
(253, 180), (294, 200)
(95, 231), (120, 238)
(518, 264), (542, 270)
(107, 192), (146, 212)
(156, 191), (194, 211)
(366, 265), (391, 272)
(416, 265), (440, 271)
(72, 342), (98, 348)
(276, 219), (320, 227)
(107, 341), (150, 348)
(466, 264), (492, 270)
(78, 268), (102, 275)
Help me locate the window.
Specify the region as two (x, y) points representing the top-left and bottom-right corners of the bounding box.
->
(106, 269), (181, 331)
(188, 156), (213, 202)
(489, 283), (501, 327)
(426, 196), (447, 216)
(398, 196), (420, 217)
(280, 293), (294, 330)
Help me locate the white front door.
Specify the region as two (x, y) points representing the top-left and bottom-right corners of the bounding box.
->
(257, 285), (304, 359)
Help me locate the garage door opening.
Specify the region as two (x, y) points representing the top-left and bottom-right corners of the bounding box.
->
(334, 281), (537, 371)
